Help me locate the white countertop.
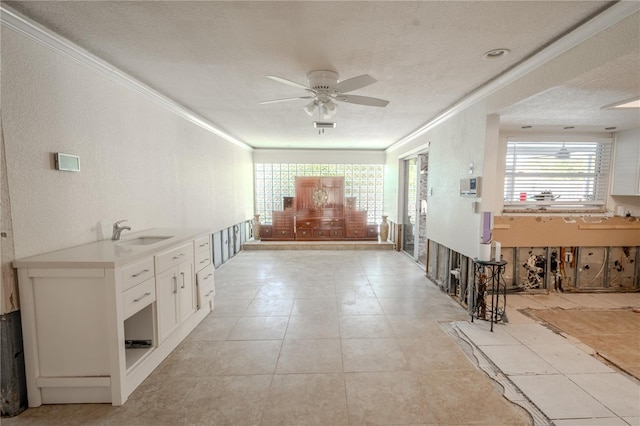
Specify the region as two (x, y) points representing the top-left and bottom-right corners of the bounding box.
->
(13, 228), (210, 269)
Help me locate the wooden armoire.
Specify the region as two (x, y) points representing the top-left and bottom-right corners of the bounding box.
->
(261, 176), (377, 241)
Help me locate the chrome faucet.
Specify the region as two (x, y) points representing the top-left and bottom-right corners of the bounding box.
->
(111, 220), (131, 240)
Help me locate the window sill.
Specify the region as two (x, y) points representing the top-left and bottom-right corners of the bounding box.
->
(502, 207), (608, 216)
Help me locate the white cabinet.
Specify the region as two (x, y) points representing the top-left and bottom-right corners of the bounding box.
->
(178, 260), (196, 323)
(611, 128), (640, 196)
(194, 235), (215, 310)
(14, 228), (214, 407)
(156, 267), (180, 343)
(197, 265), (215, 309)
(155, 242), (196, 343)
(156, 258), (195, 342)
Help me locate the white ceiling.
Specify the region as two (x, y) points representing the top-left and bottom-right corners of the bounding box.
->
(4, 1), (639, 150)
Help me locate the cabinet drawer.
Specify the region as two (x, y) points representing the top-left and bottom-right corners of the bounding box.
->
(194, 235), (211, 255)
(195, 250), (211, 272)
(155, 242), (194, 273)
(330, 229), (344, 238)
(122, 278), (156, 319)
(274, 228), (293, 238)
(321, 219), (343, 228)
(297, 228), (313, 238)
(367, 225), (378, 238)
(260, 225), (273, 238)
(122, 257), (155, 291)
(196, 265), (215, 307)
(299, 219), (318, 228)
(346, 227), (365, 237)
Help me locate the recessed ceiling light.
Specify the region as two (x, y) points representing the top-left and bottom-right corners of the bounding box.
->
(605, 127), (617, 130)
(602, 97), (640, 109)
(563, 126), (575, 130)
(521, 125), (532, 129)
(484, 48), (510, 59)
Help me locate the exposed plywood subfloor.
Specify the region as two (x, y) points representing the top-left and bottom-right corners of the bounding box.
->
(526, 307), (640, 379)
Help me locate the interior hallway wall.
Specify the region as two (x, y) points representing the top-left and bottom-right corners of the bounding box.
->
(1, 26), (254, 285)
(385, 102), (490, 260)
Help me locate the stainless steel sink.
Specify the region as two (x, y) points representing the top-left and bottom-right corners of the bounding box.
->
(117, 236), (172, 246)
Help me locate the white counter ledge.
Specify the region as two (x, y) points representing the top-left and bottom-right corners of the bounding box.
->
(13, 228), (210, 269)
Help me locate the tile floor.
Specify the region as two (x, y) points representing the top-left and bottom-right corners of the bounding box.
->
(453, 291), (640, 426)
(4, 250), (639, 425)
(3, 250), (531, 425)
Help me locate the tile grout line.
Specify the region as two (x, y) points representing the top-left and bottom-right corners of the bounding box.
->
(446, 322), (552, 426)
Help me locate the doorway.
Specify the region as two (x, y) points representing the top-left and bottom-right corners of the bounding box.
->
(402, 153), (429, 265)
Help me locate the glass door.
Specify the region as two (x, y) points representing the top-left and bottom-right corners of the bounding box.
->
(416, 153), (429, 266)
(402, 157), (418, 257)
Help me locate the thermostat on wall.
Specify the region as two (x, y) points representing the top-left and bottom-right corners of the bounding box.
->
(460, 176), (481, 197)
(54, 152), (80, 172)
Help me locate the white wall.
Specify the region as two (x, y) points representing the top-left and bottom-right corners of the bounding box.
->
(384, 11), (639, 260)
(385, 102), (490, 259)
(254, 149), (385, 164)
(2, 27), (254, 260)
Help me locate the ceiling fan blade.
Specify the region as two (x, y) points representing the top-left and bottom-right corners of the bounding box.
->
(266, 75), (310, 91)
(259, 96), (314, 105)
(334, 75), (377, 93)
(336, 94), (389, 107)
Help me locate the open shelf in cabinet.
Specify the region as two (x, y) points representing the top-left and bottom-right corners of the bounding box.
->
(124, 304), (155, 372)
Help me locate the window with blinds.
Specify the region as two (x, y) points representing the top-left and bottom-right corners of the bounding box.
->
(503, 139), (612, 211)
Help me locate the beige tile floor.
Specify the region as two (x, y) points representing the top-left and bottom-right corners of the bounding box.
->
(3, 250), (532, 426)
(454, 291), (640, 426)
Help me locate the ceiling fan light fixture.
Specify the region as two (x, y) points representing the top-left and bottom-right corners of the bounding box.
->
(304, 101), (317, 117)
(322, 100), (338, 118)
(556, 143), (570, 159)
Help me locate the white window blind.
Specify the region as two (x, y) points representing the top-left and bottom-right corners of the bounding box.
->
(504, 139), (612, 211)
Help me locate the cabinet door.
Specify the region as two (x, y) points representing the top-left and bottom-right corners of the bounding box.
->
(156, 268), (179, 343)
(611, 132), (640, 195)
(178, 260), (196, 323)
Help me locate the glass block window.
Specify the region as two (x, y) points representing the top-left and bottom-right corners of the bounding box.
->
(503, 139), (613, 211)
(255, 163), (384, 224)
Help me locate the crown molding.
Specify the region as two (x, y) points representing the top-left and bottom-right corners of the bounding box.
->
(386, 1), (640, 154)
(0, 5), (253, 152)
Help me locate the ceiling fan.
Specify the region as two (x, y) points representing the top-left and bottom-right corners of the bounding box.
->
(259, 70), (389, 120)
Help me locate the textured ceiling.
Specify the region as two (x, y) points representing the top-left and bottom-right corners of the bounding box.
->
(5, 1), (637, 150)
